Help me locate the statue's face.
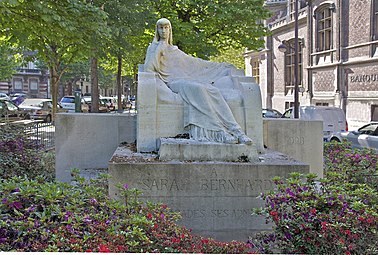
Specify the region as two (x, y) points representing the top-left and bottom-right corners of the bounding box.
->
(157, 22), (170, 41)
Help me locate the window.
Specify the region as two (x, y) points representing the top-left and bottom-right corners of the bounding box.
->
(316, 6), (333, 52)
(289, 0), (308, 20)
(251, 59), (260, 84)
(372, 0), (378, 56)
(284, 39), (303, 95)
(14, 79), (23, 91)
(371, 105), (378, 121)
(29, 79), (38, 91)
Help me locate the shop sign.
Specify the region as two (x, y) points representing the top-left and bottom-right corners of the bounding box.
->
(350, 74), (378, 83)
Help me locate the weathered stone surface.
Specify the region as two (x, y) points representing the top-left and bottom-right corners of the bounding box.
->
(158, 138), (258, 162)
(263, 119), (323, 177)
(108, 146), (309, 241)
(55, 113), (136, 182)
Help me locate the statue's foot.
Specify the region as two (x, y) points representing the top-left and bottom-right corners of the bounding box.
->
(238, 134), (253, 145)
(224, 133), (238, 144)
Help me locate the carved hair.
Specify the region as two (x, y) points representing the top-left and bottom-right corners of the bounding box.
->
(154, 18), (173, 45)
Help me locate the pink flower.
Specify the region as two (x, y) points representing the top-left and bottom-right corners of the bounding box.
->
(99, 244), (110, 253)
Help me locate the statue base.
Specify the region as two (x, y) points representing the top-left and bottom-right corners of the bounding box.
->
(108, 144), (309, 241)
(158, 138), (258, 162)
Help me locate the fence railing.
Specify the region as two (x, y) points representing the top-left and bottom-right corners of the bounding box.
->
(23, 121), (55, 150)
(1, 120), (55, 150)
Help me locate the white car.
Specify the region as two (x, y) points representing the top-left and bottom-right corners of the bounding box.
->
(101, 96), (118, 111)
(330, 122), (378, 151)
(282, 106), (348, 142)
(19, 98), (53, 122)
(59, 96), (89, 112)
(0, 93), (10, 100)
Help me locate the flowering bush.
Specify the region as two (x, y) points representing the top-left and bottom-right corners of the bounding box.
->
(0, 124), (54, 181)
(324, 140), (378, 187)
(0, 171), (252, 253)
(250, 141), (378, 254)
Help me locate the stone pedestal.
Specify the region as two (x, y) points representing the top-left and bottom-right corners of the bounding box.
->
(108, 145), (309, 241)
(158, 138), (258, 162)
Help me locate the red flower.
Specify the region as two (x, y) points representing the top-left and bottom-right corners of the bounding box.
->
(321, 221), (328, 231)
(269, 211), (278, 217)
(116, 245), (127, 252)
(310, 208), (317, 215)
(201, 239), (209, 244)
(344, 229), (351, 236)
(366, 217), (374, 224)
(99, 244), (110, 253)
(172, 237), (181, 243)
(85, 249), (92, 252)
(147, 213), (153, 220)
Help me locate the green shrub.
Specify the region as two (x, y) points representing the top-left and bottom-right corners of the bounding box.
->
(324, 140), (378, 187)
(0, 172), (252, 253)
(0, 124), (54, 181)
(250, 142), (378, 254)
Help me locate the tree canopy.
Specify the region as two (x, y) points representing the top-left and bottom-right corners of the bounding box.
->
(148, 0), (270, 59)
(0, 0), (109, 115)
(0, 39), (20, 81)
(0, 0), (271, 108)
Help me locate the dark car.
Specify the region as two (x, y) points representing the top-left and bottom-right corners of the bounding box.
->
(0, 98), (30, 122)
(262, 108), (282, 118)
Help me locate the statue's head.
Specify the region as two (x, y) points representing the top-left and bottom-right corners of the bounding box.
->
(154, 18), (173, 45)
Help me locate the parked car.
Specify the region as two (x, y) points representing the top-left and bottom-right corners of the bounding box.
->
(10, 93), (27, 106)
(330, 122), (378, 151)
(101, 96), (118, 111)
(84, 98), (109, 113)
(0, 93), (10, 100)
(19, 98), (53, 122)
(281, 106), (348, 141)
(59, 96), (89, 112)
(262, 108), (282, 118)
(0, 98), (30, 121)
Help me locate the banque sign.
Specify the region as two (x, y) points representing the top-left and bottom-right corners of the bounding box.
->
(350, 74), (378, 83)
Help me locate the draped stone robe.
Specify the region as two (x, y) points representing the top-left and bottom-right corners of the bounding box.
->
(144, 41), (245, 143)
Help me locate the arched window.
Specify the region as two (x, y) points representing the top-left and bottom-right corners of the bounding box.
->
(284, 39), (303, 95)
(315, 5), (333, 52)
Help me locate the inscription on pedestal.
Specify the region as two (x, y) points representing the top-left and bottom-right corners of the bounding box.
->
(109, 158), (309, 241)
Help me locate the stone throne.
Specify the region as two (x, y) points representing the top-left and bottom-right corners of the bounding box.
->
(136, 64), (264, 158)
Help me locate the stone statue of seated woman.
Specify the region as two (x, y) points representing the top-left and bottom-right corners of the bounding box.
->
(143, 18), (253, 145)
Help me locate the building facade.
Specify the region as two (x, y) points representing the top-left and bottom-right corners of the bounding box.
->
(0, 61), (50, 98)
(245, 0), (378, 129)
(0, 62), (120, 100)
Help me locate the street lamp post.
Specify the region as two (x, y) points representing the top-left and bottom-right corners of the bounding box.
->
(278, 0), (300, 119)
(293, 0), (299, 119)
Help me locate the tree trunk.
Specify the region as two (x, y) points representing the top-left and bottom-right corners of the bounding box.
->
(117, 55), (122, 113)
(67, 80), (73, 96)
(91, 57), (99, 113)
(50, 66), (59, 122)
